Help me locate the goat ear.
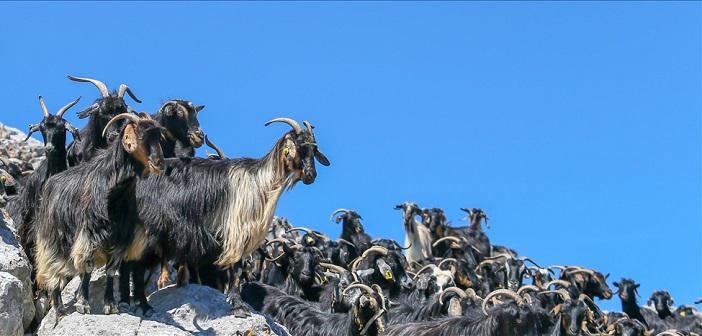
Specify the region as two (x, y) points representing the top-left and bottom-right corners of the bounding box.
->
(121, 123), (139, 153)
(447, 297), (463, 317)
(613, 282), (619, 288)
(195, 105), (205, 112)
(315, 150), (330, 166)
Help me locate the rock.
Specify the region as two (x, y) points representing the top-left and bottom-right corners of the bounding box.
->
(38, 283), (289, 336)
(0, 272), (24, 336)
(38, 312), (141, 336)
(0, 215), (34, 331)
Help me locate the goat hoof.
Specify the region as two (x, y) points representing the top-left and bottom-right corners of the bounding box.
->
(231, 305), (251, 318)
(75, 301), (91, 315)
(118, 302), (131, 313)
(131, 301), (154, 317)
(103, 303), (119, 315)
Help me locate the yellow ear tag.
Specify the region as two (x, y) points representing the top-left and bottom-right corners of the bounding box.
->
(384, 271), (393, 280)
(283, 147), (290, 156)
(0, 176), (5, 183)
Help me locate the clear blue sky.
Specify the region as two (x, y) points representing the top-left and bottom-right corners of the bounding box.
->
(1, 2), (699, 311)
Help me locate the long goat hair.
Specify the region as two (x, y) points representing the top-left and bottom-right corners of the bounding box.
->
(34, 113), (164, 317)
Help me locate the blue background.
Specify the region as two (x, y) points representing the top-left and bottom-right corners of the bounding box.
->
(1, 2), (699, 311)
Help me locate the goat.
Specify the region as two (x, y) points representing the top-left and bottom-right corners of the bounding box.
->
(9, 96), (81, 291)
(151, 100), (205, 158)
(386, 289), (552, 336)
(126, 118), (329, 316)
(614, 278), (650, 329)
(351, 246), (414, 300)
(34, 113), (164, 321)
(265, 238), (324, 300)
(395, 202), (432, 264)
(330, 208), (372, 255)
(557, 265), (613, 300)
(242, 281), (387, 336)
(65, 75), (141, 165)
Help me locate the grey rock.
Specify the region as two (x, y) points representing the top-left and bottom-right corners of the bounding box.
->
(38, 312), (142, 336)
(0, 272), (24, 336)
(0, 215), (34, 331)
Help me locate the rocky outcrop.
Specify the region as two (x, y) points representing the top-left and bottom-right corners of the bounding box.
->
(0, 122), (45, 171)
(38, 283), (290, 336)
(0, 214), (35, 332)
(0, 272), (24, 336)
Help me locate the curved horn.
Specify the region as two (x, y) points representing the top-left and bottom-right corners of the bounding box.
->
(287, 227), (312, 235)
(482, 289), (523, 316)
(337, 238), (356, 248)
(541, 289), (571, 302)
(303, 120), (316, 140)
(330, 208), (351, 222)
(264, 117), (302, 134)
(361, 246), (389, 259)
(564, 268), (596, 277)
(38, 96), (49, 117)
(117, 84), (142, 103)
(102, 113), (141, 138)
(438, 258), (457, 269)
(67, 75), (109, 98)
(204, 134), (226, 159)
(413, 264), (438, 280)
(543, 280), (572, 290)
(432, 236), (461, 248)
(517, 285), (542, 296)
(343, 283), (375, 296)
(319, 262), (348, 274)
(439, 287), (467, 305)
(56, 96), (82, 118)
(519, 256), (543, 269)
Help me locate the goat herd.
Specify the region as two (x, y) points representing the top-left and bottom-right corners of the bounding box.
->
(0, 76), (699, 336)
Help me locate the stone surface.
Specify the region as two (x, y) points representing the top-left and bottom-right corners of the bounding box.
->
(0, 215), (34, 331)
(0, 272), (24, 336)
(38, 283), (290, 336)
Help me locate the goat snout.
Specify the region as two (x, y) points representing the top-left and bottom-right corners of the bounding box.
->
(301, 169), (316, 185)
(188, 130), (204, 147)
(148, 155), (165, 175)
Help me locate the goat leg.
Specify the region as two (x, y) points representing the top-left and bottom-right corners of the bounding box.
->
(175, 263), (190, 287)
(51, 287), (66, 327)
(226, 261), (251, 318)
(103, 270), (119, 315)
(118, 262), (132, 311)
(130, 261), (153, 317)
(157, 258), (171, 289)
(75, 272), (91, 314)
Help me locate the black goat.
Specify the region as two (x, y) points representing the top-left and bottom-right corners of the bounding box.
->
(386, 289), (551, 336)
(614, 278), (649, 329)
(242, 281), (387, 336)
(265, 239), (324, 300)
(351, 246), (414, 300)
(9, 96), (81, 291)
(126, 118), (329, 316)
(330, 208), (372, 255)
(557, 265), (613, 301)
(34, 113), (164, 320)
(151, 100), (205, 158)
(65, 75), (141, 165)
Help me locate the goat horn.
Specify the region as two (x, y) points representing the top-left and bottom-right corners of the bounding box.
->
(484, 253), (512, 261)
(482, 289), (522, 316)
(519, 256), (543, 268)
(517, 285), (542, 296)
(343, 283), (375, 296)
(438, 258), (457, 269)
(319, 262), (348, 274)
(330, 208), (351, 222)
(656, 332), (685, 336)
(303, 120), (316, 140)
(265, 117), (302, 134)
(361, 246), (389, 259)
(117, 84), (142, 103)
(337, 238), (356, 248)
(67, 75), (109, 98)
(204, 134), (226, 159)
(102, 113), (141, 138)
(565, 268), (595, 277)
(287, 227), (312, 234)
(38, 96), (49, 117)
(56, 96), (82, 118)
(350, 257), (363, 273)
(543, 280), (572, 290)
(432, 236), (461, 248)
(413, 264), (438, 280)
(541, 289), (571, 302)
(439, 286), (467, 305)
